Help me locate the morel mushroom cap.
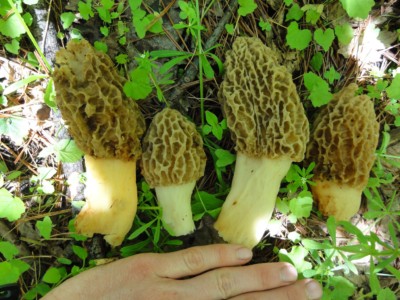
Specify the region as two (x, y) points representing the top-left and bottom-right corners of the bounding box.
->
(141, 108), (206, 236)
(306, 83), (380, 220)
(141, 108), (206, 187)
(53, 39), (145, 161)
(219, 36), (309, 161)
(214, 37), (310, 248)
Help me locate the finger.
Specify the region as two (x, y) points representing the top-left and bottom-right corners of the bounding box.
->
(153, 244), (253, 278)
(231, 279), (323, 300)
(184, 262), (298, 299)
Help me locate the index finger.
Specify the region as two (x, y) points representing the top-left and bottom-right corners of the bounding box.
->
(153, 244), (253, 279)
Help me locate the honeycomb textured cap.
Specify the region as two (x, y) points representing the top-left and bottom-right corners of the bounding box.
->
(219, 37), (309, 161)
(53, 39), (145, 161)
(141, 108), (206, 187)
(306, 84), (380, 188)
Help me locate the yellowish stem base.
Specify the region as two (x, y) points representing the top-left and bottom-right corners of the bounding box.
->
(312, 180), (362, 221)
(75, 155), (138, 246)
(155, 181), (196, 236)
(214, 153), (292, 249)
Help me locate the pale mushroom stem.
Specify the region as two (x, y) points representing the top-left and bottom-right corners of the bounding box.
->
(155, 181), (196, 236)
(311, 180), (363, 221)
(75, 155), (138, 246)
(214, 153), (292, 249)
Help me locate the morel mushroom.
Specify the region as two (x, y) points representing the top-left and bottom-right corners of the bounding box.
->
(214, 37), (309, 248)
(53, 39), (146, 246)
(141, 108), (206, 236)
(306, 84), (379, 221)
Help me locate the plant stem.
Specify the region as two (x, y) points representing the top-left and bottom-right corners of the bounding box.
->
(7, 0), (52, 72)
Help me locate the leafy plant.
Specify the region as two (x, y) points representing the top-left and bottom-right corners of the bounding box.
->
(202, 111), (227, 140)
(286, 21), (312, 50)
(303, 72), (333, 107)
(0, 188), (25, 221)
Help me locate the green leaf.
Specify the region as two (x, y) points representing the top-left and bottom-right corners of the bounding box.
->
(22, 12), (33, 27)
(275, 197), (290, 214)
(289, 191), (313, 219)
(115, 54), (128, 64)
(101, 0), (114, 10)
(328, 276), (356, 299)
(284, 0), (293, 5)
(0, 14), (26, 38)
(324, 67), (341, 84)
(238, 0), (257, 17)
(215, 149), (236, 168)
(60, 12), (75, 29)
(225, 23), (234, 35)
(5, 39), (20, 55)
(3, 74), (47, 96)
(314, 28), (335, 52)
(57, 257), (72, 265)
(259, 19), (271, 32)
(335, 23), (354, 45)
(127, 218), (157, 240)
(97, 6), (112, 23)
(94, 41), (108, 53)
(0, 188), (25, 221)
(286, 3), (304, 21)
(205, 111), (224, 140)
(200, 54), (214, 79)
(0, 117), (30, 145)
(36, 216), (53, 240)
(305, 8), (321, 25)
(377, 288), (397, 300)
(0, 261), (22, 285)
(386, 74), (400, 99)
(123, 68), (152, 100)
(278, 246), (312, 273)
(339, 0), (375, 19)
(78, 1), (94, 21)
(54, 139), (84, 163)
(192, 191), (223, 218)
(302, 239), (332, 250)
(44, 78), (57, 108)
(310, 52), (323, 71)
(303, 72), (332, 107)
(42, 267), (62, 284)
(286, 22), (312, 51)
(0, 241), (19, 260)
(72, 245), (88, 261)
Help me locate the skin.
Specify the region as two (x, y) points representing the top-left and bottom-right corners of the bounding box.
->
(43, 244), (323, 300)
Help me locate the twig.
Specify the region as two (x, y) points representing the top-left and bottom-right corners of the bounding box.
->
(167, 0), (238, 104)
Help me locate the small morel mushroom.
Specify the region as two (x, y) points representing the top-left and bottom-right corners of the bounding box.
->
(214, 37), (309, 248)
(53, 39), (146, 246)
(141, 108), (206, 236)
(306, 84), (379, 221)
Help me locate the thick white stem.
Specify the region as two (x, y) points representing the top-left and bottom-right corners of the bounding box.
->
(312, 180), (362, 221)
(155, 181), (196, 236)
(75, 155), (138, 246)
(214, 153), (292, 248)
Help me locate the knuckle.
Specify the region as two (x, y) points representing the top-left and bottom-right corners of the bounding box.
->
(182, 248), (206, 272)
(215, 271), (235, 299)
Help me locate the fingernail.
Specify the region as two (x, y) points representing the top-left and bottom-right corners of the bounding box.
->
(306, 280), (323, 300)
(280, 265), (297, 282)
(236, 247), (253, 260)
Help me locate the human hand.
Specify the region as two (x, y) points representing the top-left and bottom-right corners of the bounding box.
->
(43, 244), (322, 299)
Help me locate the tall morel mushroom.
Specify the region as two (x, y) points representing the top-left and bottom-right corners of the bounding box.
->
(53, 39), (145, 246)
(306, 84), (379, 221)
(214, 37), (309, 248)
(141, 108), (206, 236)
